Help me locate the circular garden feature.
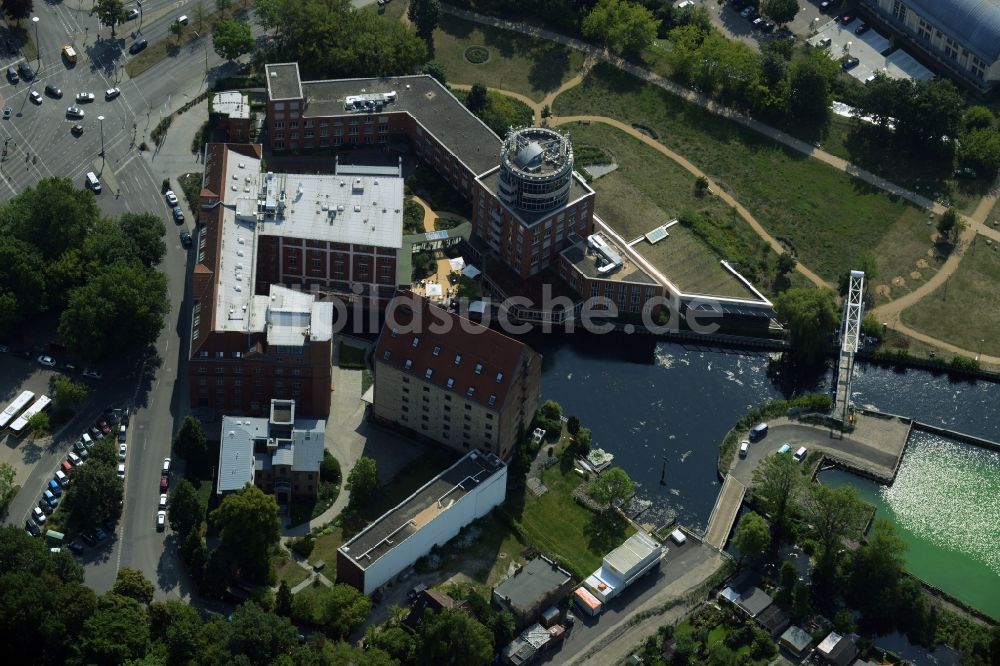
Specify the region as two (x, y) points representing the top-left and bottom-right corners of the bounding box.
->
(464, 45), (490, 64)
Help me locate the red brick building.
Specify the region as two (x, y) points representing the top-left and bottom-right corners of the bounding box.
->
(212, 91), (251, 143)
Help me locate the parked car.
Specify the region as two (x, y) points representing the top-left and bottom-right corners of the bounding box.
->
(159, 493), (168, 509)
(76, 446), (89, 461)
(67, 451), (82, 466)
(44, 83), (62, 98)
(842, 56), (860, 70)
(162, 458), (171, 474)
(93, 527), (108, 541)
(118, 425), (127, 443)
(855, 23), (869, 35)
(126, 8), (139, 20)
(7, 66), (18, 83)
(105, 87), (120, 100)
(739, 440), (750, 457)
(55, 470), (68, 486)
(38, 355), (56, 367)
(156, 510), (166, 531)
(172, 207), (184, 223)
(840, 14), (853, 24)
(128, 38), (148, 54)
(81, 531), (96, 546)
(96, 418), (111, 434)
(25, 520), (41, 537)
(117, 463), (125, 479)
(165, 190), (178, 206)
(71, 123), (84, 135)
(47, 480), (63, 497)
(66, 106), (84, 119)
(118, 443), (127, 461)
(60, 460), (72, 473)
(38, 498), (53, 514)
(62, 362), (77, 373)
(67, 540), (85, 554)
(160, 475), (169, 491)
(82, 369), (102, 379)
(90, 426), (104, 440)
(29, 90), (42, 104)
(18, 62), (34, 81)
(75, 92), (94, 103)
(44, 489), (60, 505)
(179, 229), (192, 247)
(32, 507), (47, 524)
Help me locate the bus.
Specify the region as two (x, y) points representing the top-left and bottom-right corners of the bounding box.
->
(9, 395), (51, 436)
(0, 390), (35, 430)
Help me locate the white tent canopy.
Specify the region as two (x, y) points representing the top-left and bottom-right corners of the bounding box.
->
(425, 283), (443, 297)
(448, 257), (466, 272)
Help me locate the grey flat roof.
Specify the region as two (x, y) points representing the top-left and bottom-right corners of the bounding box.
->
(494, 557), (572, 613)
(561, 237), (657, 285)
(902, 0), (1000, 62)
(297, 74), (501, 176)
(781, 625), (813, 652)
(477, 168), (593, 227)
(339, 451), (504, 570)
(218, 416), (268, 493)
(265, 62), (303, 101)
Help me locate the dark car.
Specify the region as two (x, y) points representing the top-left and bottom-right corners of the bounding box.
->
(71, 123), (84, 136)
(18, 62), (34, 81)
(38, 498), (53, 515)
(179, 229), (192, 247)
(172, 206), (185, 223)
(842, 56), (860, 70)
(93, 527), (108, 542)
(128, 38), (148, 55)
(67, 540), (85, 555)
(6, 66), (17, 83)
(81, 530), (96, 546)
(45, 84), (63, 98)
(25, 520), (41, 537)
(855, 23), (869, 35)
(160, 475), (169, 491)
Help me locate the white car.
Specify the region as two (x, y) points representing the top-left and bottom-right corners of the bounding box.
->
(165, 190), (178, 206)
(32, 507), (47, 523)
(159, 493), (168, 509)
(105, 87), (121, 100)
(162, 457), (171, 474)
(82, 369), (102, 379)
(118, 443), (127, 461)
(156, 510), (166, 531)
(117, 463), (125, 479)
(126, 8), (139, 20)
(29, 91), (42, 104)
(38, 355), (56, 367)
(75, 92), (95, 103)
(67, 451), (82, 466)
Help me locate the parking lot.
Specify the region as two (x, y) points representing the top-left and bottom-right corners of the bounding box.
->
(807, 15), (934, 84)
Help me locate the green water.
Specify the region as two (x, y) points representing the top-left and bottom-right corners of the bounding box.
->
(821, 432), (1000, 620)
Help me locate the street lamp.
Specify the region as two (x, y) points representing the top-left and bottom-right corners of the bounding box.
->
(98, 115), (105, 157)
(31, 16), (39, 66)
(137, 1), (144, 34)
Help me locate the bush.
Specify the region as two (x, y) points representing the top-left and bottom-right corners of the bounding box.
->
(161, 178), (171, 193)
(291, 536), (315, 558)
(464, 45), (490, 64)
(950, 355), (980, 372)
(320, 451), (341, 485)
(403, 199), (426, 235)
(151, 116), (173, 146)
(434, 217), (463, 231)
(178, 172), (202, 211)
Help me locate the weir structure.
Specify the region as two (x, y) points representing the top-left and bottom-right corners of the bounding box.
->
(835, 270), (866, 425)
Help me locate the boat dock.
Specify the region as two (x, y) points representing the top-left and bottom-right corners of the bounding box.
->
(703, 474), (746, 549)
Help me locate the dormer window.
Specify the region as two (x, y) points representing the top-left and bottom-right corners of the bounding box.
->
(412, 336), (420, 348)
(466, 386), (475, 397)
(425, 368), (433, 379)
(404, 359), (413, 370)
(433, 345), (441, 356)
(496, 372), (504, 383)
(474, 363), (483, 375)
(391, 328), (398, 338)
(454, 354), (462, 365)
(446, 377), (455, 389)
(488, 394), (497, 406)
(383, 351), (391, 360)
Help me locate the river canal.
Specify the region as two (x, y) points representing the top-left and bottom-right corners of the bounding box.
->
(526, 333), (1000, 617)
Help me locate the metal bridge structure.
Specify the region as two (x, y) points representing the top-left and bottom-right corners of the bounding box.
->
(835, 270), (865, 424)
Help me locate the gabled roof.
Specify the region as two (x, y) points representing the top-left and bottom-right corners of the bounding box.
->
(375, 294), (535, 411)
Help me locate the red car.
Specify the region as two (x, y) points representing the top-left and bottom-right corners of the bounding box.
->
(160, 475), (169, 491)
(96, 418), (111, 435)
(840, 14), (852, 24)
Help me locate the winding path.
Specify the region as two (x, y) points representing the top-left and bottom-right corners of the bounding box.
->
(438, 3), (1000, 363)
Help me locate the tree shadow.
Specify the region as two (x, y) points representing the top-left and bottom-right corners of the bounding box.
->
(527, 43), (572, 95)
(583, 511), (630, 555)
(439, 13), (475, 41)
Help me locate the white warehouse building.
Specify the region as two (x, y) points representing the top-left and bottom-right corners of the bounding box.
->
(336, 450), (507, 595)
(583, 531), (664, 605)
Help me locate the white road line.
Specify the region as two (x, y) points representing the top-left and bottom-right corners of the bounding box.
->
(115, 152), (139, 173)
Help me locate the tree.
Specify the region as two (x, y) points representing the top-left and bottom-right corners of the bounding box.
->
(751, 452), (801, 539)
(0, 177), (101, 263)
(733, 511), (770, 565)
(225, 602), (298, 666)
(26, 411), (50, 436)
(213, 18), (254, 62)
(346, 456), (378, 508)
(367, 625), (421, 663)
(582, 0), (660, 57)
(791, 581), (811, 622)
(958, 127), (1000, 175)
(275, 581), (293, 617)
(465, 83), (488, 114)
(53, 376), (89, 412)
(408, 0), (440, 39)
(215, 0), (232, 18)
(210, 485), (280, 583)
(1, 0), (33, 23)
(803, 484), (866, 583)
(773, 287), (839, 366)
(0, 462), (16, 513)
(169, 19), (184, 43)
(320, 451), (341, 485)
(0, 237), (45, 338)
(112, 568), (155, 605)
(423, 61), (447, 86)
(59, 261), (169, 360)
(419, 608), (493, 666)
(588, 467), (636, 509)
(80, 594), (150, 664)
(761, 0), (797, 24)
(788, 53), (834, 125)
(320, 584), (372, 638)
(149, 599), (205, 665)
(95, 0), (128, 37)
(848, 519), (907, 624)
(936, 209), (965, 244)
(254, 0), (279, 33)
(174, 416), (208, 464)
(567, 415), (581, 435)
(962, 105), (994, 131)
(193, 2), (208, 31)
(895, 78), (963, 150)
(61, 457), (123, 532)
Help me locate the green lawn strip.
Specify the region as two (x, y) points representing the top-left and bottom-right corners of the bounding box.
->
(553, 64), (925, 283)
(869, 207), (946, 303)
(307, 527), (344, 568)
(124, 5), (254, 78)
(337, 342), (367, 369)
(570, 123), (771, 298)
(901, 237), (1000, 357)
(273, 554), (311, 588)
(430, 13), (584, 101)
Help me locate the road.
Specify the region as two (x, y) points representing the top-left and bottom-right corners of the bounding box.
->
(1, 1), (259, 600)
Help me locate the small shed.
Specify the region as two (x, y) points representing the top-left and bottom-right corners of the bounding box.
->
(780, 625), (813, 657)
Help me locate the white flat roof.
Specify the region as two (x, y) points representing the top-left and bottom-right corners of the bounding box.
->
(259, 172), (404, 248)
(213, 91), (250, 119)
(215, 152), (264, 333)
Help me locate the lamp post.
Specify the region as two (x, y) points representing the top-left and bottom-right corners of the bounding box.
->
(31, 16), (39, 66)
(978, 339), (984, 362)
(98, 115), (105, 157)
(137, 1), (144, 34)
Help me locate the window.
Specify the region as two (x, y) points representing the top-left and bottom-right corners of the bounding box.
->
(432, 345), (441, 356)
(422, 386), (430, 393)
(474, 363), (483, 375)
(412, 336), (420, 348)
(454, 354), (462, 365)
(466, 386), (475, 397)
(446, 377), (455, 389)
(404, 359), (413, 370)
(488, 394), (497, 407)
(311, 258), (320, 269)
(383, 351), (391, 361)
(402, 387), (409, 394)
(198, 367), (207, 374)
(391, 328), (398, 338)
(425, 368), (434, 380)
(495, 372), (504, 383)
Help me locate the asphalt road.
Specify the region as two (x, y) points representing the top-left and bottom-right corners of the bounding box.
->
(1, 1), (259, 600)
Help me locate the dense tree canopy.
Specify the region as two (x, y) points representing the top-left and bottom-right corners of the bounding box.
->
(751, 452), (801, 538)
(174, 416), (209, 465)
(0, 177), (101, 262)
(761, 0), (797, 24)
(408, 0), (441, 39)
(210, 485), (281, 583)
(588, 466), (636, 509)
(213, 18), (255, 61)
(80, 593), (150, 664)
(118, 212), (167, 268)
(0, 237), (45, 338)
(111, 568), (155, 605)
(1, 0), (34, 23)
(346, 456), (378, 509)
(733, 511), (770, 564)
(94, 0), (128, 37)
(419, 608), (494, 666)
(773, 287), (839, 366)
(61, 443), (124, 532)
(292, 582), (372, 638)
(582, 0), (660, 57)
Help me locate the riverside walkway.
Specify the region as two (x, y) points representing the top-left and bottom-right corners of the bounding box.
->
(703, 474), (745, 549)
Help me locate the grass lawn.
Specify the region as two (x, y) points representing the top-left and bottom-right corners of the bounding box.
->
(553, 64), (928, 284)
(308, 526), (345, 569)
(273, 554), (311, 588)
(869, 208), (947, 303)
(570, 123), (762, 298)
(901, 237), (1000, 357)
(338, 342), (367, 369)
(429, 13), (584, 101)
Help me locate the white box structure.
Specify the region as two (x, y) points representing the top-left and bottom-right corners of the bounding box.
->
(583, 532), (664, 604)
